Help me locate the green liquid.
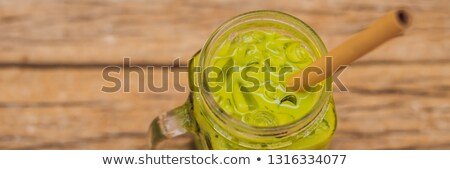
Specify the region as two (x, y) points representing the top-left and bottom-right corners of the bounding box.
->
(190, 29), (337, 149)
(208, 30), (320, 127)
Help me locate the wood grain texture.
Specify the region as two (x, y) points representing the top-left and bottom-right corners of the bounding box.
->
(0, 0), (448, 65)
(1, 62), (449, 149)
(0, 67), (189, 149)
(0, 0), (449, 149)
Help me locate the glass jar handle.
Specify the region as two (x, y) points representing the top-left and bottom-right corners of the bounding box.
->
(148, 102), (192, 149)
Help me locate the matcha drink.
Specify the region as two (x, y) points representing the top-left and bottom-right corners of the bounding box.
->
(149, 9), (411, 150)
(189, 27), (336, 149)
(149, 11), (337, 150)
(208, 30), (320, 127)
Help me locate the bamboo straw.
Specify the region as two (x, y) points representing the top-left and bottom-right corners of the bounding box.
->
(287, 9), (412, 91)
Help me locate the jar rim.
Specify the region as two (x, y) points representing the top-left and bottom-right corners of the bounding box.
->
(198, 10), (331, 144)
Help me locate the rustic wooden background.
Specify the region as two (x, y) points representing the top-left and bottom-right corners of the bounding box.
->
(0, 0), (449, 149)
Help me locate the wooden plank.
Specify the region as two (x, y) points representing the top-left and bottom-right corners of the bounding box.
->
(0, 67), (190, 149)
(331, 61), (450, 149)
(0, 0), (448, 65)
(1, 60), (449, 149)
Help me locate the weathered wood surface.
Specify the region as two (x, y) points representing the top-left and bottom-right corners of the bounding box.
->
(0, 0), (448, 65)
(0, 0), (449, 149)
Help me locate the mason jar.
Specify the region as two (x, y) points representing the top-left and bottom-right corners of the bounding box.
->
(148, 10), (337, 150)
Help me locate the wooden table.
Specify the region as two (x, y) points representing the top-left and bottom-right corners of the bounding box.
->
(0, 0), (449, 149)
